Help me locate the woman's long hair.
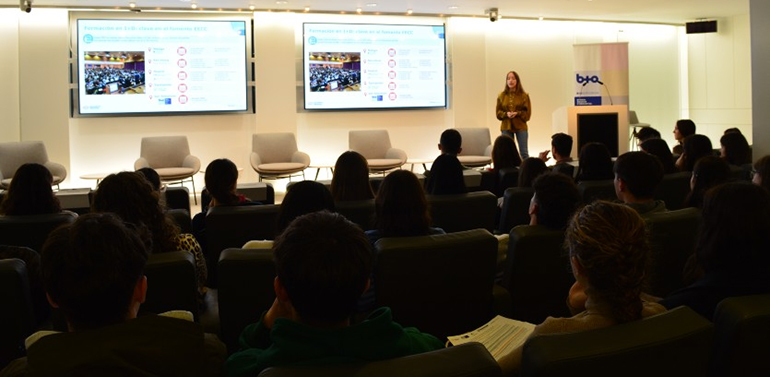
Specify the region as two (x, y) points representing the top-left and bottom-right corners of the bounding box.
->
(331, 151), (374, 201)
(492, 135), (522, 170)
(502, 71), (525, 95)
(375, 170), (432, 237)
(0, 163), (61, 216)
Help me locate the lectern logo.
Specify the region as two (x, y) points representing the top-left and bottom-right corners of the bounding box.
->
(576, 74), (601, 84)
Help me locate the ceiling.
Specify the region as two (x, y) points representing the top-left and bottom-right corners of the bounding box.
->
(0, 0), (748, 25)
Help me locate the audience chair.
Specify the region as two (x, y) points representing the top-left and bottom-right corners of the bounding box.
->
(375, 229), (499, 339)
(164, 186), (191, 214)
(577, 179), (616, 204)
(258, 342), (501, 377)
(205, 204), (279, 287)
(250, 133), (310, 182)
(0, 211), (77, 253)
(348, 130), (407, 172)
(503, 225), (574, 324)
(711, 294), (770, 377)
(643, 207), (701, 297)
(498, 187), (534, 234)
(0, 141), (67, 189)
(335, 199), (376, 231)
(653, 171), (691, 211)
(218, 248), (276, 354)
(141, 251), (199, 320)
(135, 136), (200, 203)
(0, 259), (35, 369)
(167, 208), (192, 234)
(455, 128), (492, 167)
(427, 191), (497, 233)
(520, 306), (714, 377)
(628, 111), (650, 150)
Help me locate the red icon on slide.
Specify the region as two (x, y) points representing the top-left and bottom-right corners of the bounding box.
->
(178, 71), (187, 80)
(178, 59), (187, 68)
(388, 71), (397, 79)
(388, 82), (397, 90)
(389, 92), (397, 101)
(178, 84), (188, 93)
(388, 48), (396, 57)
(388, 60), (396, 68)
(178, 95), (188, 104)
(177, 46), (187, 56)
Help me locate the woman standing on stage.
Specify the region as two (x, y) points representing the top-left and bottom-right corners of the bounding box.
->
(496, 71), (532, 158)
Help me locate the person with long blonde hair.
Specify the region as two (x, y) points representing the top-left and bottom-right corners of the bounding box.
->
(495, 71), (532, 158)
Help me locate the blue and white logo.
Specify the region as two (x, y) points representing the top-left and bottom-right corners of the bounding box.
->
(83, 34), (93, 44)
(576, 74), (601, 84)
(308, 36), (317, 45)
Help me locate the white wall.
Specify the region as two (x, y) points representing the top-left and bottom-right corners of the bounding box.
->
(0, 10), (21, 142)
(2, 9), (752, 192)
(751, 0), (770, 158)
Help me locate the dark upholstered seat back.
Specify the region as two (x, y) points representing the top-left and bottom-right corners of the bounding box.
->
(0, 259), (35, 369)
(141, 251), (199, 320)
(503, 225), (573, 323)
(498, 187), (534, 234)
(643, 207), (701, 297)
(576, 179), (616, 204)
(258, 342), (501, 377)
(711, 294), (770, 377)
(653, 171), (691, 211)
(520, 306), (714, 377)
(218, 248), (275, 354)
(374, 229), (497, 339)
(0, 211), (77, 253)
(335, 199), (376, 231)
(427, 191), (497, 233)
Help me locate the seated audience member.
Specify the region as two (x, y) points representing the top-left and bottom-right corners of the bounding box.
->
(684, 156), (730, 209)
(425, 129), (466, 195)
(0, 246), (48, 327)
(225, 211), (443, 376)
(92, 172), (207, 296)
(613, 152), (667, 215)
(660, 182), (770, 320)
(331, 151), (375, 202)
(368, 170), (444, 244)
(575, 142), (614, 182)
(136, 167), (162, 193)
(719, 131), (751, 166)
(539, 133), (576, 178)
(672, 119), (696, 155)
(1, 213), (226, 376)
(633, 127), (661, 148)
(192, 159), (256, 251)
(528, 172), (581, 230)
(487, 135), (523, 196)
(517, 158), (549, 188)
(640, 138), (678, 174)
(498, 201), (665, 374)
(676, 134), (713, 172)
(0, 163), (62, 216)
(752, 155), (770, 191)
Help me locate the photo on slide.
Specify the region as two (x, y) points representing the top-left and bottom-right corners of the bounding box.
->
(308, 52), (361, 92)
(83, 51), (146, 95)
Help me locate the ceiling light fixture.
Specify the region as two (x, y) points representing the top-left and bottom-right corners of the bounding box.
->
(191, 3), (197, 9)
(249, 4), (255, 10)
(304, 6), (310, 11)
(356, 7), (362, 13)
(406, 9), (412, 14)
(366, 3), (377, 7)
(275, 0), (287, 4)
(448, 5), (458, 10)
(538, 16), (543, 21)
(128, 2), (135, 8)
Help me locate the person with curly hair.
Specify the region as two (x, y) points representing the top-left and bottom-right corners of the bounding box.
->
(0, 163), (62, 216)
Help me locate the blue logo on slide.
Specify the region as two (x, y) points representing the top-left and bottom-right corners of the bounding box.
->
(576, 74), (601, 84)
(83, 34), (93, 44)
(308, 36), (317, 45)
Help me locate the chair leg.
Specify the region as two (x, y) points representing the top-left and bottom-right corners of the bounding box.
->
(190, 177), (197, 205)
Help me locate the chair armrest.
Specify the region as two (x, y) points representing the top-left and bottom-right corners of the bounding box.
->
(182, 155), (201, 174)
(135, 157), (150, 170)
(291, 151), (311, 166)
(484, 145), (493, 157)
(250, 152), (262, 171)
(385, 148), (407, 163)
(44, 161), (68, 182)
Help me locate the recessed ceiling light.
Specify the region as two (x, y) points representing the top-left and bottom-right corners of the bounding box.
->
(276, 0), (287, 4)
(366, 3), (377, 7)
(191, 3), (197, 9)
(128, 2), (136, 8)
(448, 6), (458, 9)
(304, 6), (310, 11)
(356, 7), (362, 13)
(249, 4), (255, 10)
(538, 16), (543, 21)
(406, 9), (413, 14)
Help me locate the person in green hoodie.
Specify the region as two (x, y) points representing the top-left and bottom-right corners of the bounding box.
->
(226, 211), (444, 377)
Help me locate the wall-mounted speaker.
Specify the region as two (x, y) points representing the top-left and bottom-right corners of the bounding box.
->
(686, 20), (717, 34)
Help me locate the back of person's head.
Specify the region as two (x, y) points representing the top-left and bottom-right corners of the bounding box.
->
(0, 163), (60, 216)
(565, 201), (649, 324)
(531, 172), (580, 230)
(724, 127), (742, 135)
(696, 182), (770, 274)
(634, 127), (661, 143)
(492, 135), (522, 170)
(686, 155), (730, 208)
(518, 157), (548, 188)
(427, 154), (466, 195)
(92, 171), (179, 254)
(640, 138), (677, 174)
(551, 133), (573, 158)
(676, 119), (697, 138)
(577, 142), (614, 181)
(720, 131), (751, 166)
(205, 158), (239, 205)
(682, 134), (714, 171)
(274, 211), (372, 324)
(136, 167), (161, 192)
(753, 155), (770, 191)
(439, 129), (462, 155)
(277, 181), (335, 233)
(41, 213), (149, 331)
(613, 152), (664, 200)
(375, 170), (431, 237)
(331, 151), (374, 201)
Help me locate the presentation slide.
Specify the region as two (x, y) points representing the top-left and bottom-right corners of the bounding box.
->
(303, 23), (446, 110)
(77, 19), (248, 115)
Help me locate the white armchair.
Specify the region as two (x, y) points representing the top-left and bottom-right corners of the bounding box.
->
(134, 136), (200, 202)
(455, 128), (492, 167)
(0, 141), (67, 189)
(250, 133), (310, 181)
(348, 130), (407, 172)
